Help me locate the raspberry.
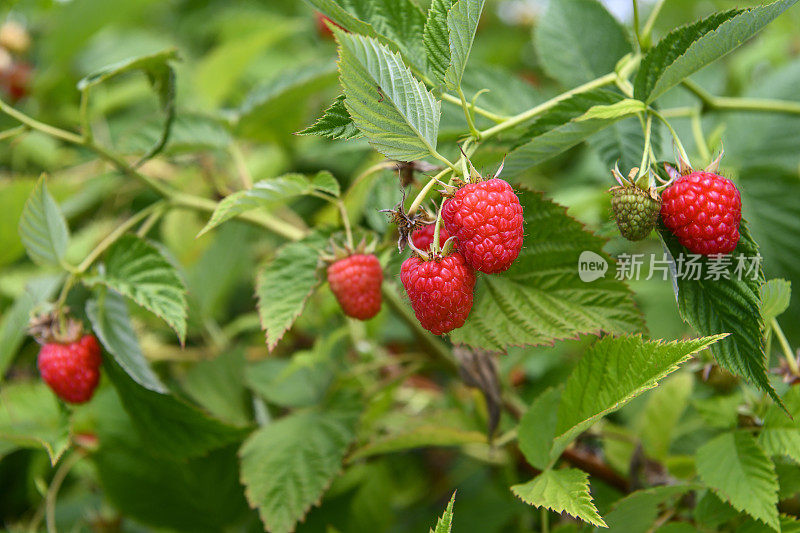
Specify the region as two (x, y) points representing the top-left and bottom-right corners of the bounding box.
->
(38, 335), (102, 404)
(660, 171), (741, 255)
(400, 252), (476, 335)
(610, 185), (661, 241)
(411, 224), (451, 251)
(327, 254), (383, 320)
(442, 178), (523, 273)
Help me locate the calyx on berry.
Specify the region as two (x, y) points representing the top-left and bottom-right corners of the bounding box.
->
(609, 165), (662, 242)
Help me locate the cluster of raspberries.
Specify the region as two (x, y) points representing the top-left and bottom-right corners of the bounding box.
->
(402, 177), (524, 335)
(326, 176), (524, 336)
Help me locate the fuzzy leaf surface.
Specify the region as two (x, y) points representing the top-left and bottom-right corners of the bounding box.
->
(18, 177), (69, 267)
(337, 32), (441, 161)
(199, 172), (339, 236)
(443, 0), (485, 90)
(84, 235), (188, 343)
(239, 406), (359, 533)
(696, 431), (780, 531)
(659, 221), (778, 404)
(256, 234), (325, 351)
(297, 95), (363, 140)
(511, 468), (606, 527)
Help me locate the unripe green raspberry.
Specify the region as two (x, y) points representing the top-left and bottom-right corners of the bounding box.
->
(610, 185), (661, 241)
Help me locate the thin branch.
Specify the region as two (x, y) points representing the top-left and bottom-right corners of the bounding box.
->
(479, 72), (617, 139)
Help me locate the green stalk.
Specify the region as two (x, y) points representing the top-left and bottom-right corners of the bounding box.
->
(773, 319), (799, 376)
(457, 86), (482, 140)
(651, 109), (691, 164)
(479, 72), (617, 140)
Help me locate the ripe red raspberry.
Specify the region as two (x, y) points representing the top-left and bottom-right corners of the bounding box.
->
(660, 171), (741, 255)
(442, 178), (523, 273)
(400, 252), (476, 335)
(327, 254), (383, 320)
(411, 224), (451, 251)
(38, 335), (102, 404)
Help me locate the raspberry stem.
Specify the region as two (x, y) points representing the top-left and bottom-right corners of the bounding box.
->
(772, 319), (799, 377)
(652, 109), (691, 165)
(635, 113), (653, 185)
(479, 72), (618, 139)
(690, 108), (711, 163)
(336, 199), (355, 251)
(407, 167), (453, 215)
(457, 86), (481, 140)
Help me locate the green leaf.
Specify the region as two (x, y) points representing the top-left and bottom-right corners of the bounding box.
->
(634, 1), (799, 103)
(424, 0), (457, 83)
(306, 0), (428, 72)
(443, 0), (485, 90)
(758, 387), (800, 464)
(511, 468), (606, 528)
(239, 406), (359, 533)
(183, 348), (251, 427)
(256, 234), (325, 351)
(18, 177), (70, 267)
(576, 99), (645, 120)
(337, 32), (441, 162)
(349, 426), (487, 461)
(534, 0), (631, 88)
(104, 356), (248, 461)
(237, 60), (338, 141)
(198, 172), (339, 236)
(740, 169), (800, 303)
(78, 48), (179, 163)
(518, 388), (561, 470)
(86, 291), (167, 394)
(552, 334), (725, 460)
(604, 485), (699, 533)
(740, 515), (800, 533)
(431, 492), (456, 533)
(450, 190), (643, 350)
(91, 390), (249, 531)
(83, 235), (187, 343)
(0, 276), (61, 379)
(0, 180), (37, 267)
(0, 382), (70, 465)
(696, 431), (779, 531)
(297, 95), (363, 140)
(246, 356), (332, 408)
(761, 279), (791, 322)
(504, 90), (633, 176)
(659, 220), (779, 404)
(636, 372), (693, 460)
